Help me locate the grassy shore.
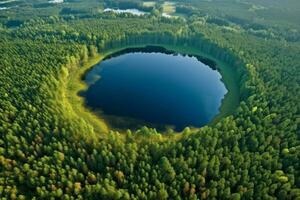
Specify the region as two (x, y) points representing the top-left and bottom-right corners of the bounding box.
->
(66, 54), (109, 134)
(65, 43), (241, 138)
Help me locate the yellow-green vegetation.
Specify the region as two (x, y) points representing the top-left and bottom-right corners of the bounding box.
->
(162, 1), (176, 14)
(143, 1), (156, 7)
(65, 54), (109, 134)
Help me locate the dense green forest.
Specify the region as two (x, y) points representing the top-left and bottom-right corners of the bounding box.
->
(0, 0), (299, 199)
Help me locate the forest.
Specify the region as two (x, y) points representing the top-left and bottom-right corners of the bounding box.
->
(0, 0), (299, 199)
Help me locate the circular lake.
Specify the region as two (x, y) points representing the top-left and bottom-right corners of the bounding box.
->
(83, 46), (227, 131)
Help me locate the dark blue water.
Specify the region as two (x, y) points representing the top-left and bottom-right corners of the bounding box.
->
(84, 47), (227, 131)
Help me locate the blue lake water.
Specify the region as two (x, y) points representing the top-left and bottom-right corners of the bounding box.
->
(83, 46), (227, 131)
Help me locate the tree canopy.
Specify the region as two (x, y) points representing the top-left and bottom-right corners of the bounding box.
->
(0, 0), (299, 199)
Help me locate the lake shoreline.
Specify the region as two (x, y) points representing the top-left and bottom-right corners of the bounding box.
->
(66, 43), (240, 135)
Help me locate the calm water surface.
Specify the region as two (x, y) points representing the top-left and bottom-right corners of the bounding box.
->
(84, 47), (227, 131)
